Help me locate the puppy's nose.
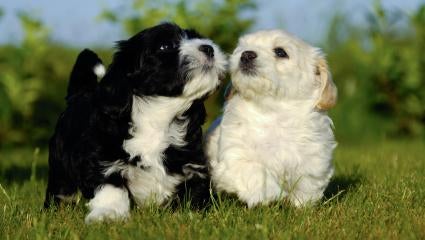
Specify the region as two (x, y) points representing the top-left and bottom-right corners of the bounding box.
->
(199, 44), (214, 58)
(241, 51), (257, 63)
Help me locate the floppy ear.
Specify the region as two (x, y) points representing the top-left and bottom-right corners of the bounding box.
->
(98, 75), (132, 119)
(315, 57), (337, 110)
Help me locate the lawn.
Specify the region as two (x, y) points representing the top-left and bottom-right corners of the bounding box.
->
(1, 140), (424, 239)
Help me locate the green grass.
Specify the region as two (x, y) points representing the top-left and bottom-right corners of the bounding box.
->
(1, 140), (424, 239)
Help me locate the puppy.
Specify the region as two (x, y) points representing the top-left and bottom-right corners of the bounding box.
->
(206, 30), (337, 207)
(44, 23), (226, 223)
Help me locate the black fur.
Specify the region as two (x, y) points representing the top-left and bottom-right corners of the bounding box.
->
(67, 49), (102, 98)
(44, 23), (214, 210)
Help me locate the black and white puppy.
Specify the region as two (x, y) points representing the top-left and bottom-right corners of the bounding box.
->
(44, 23), (226, 223)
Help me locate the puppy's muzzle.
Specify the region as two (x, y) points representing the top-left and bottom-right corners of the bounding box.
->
(241, 51), (257, 63)
(239, 50), (257, 75)
(198, 44), (214, 59)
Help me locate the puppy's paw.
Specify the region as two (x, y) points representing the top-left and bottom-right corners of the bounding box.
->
(85, 184), (131, 224)
(243, 189), (282, 208)
(289, 191), (323, 208)
(85, 207), (129, 224)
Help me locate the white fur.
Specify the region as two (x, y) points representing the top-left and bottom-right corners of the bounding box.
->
(93, 63), (106, 78)
(122, 96), (191, 205)
(207, 30), (337, 207)
(85, 184), (130, 223)
(180, 38), (227, 99)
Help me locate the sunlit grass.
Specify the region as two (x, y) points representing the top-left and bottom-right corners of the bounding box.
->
(1, 140), (424, 239)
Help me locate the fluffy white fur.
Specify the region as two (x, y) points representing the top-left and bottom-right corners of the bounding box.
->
(206, 30), (337, 207)
(180, 38), (227, 98)
(86, 38), (226, 222)
(85, 184), (130, 223)
(123, 96), (190, 205)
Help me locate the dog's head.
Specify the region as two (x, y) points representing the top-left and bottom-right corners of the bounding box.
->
(229, 30), (337, 110)
(102, 23), (226, 101)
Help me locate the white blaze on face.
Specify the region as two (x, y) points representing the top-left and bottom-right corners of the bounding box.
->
(179, 38), (227, 99)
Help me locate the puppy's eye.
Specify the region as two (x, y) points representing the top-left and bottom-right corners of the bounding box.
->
(159, 44), (170, 51)
(159, 42), (178, 51)
(274, 47), (289, 58)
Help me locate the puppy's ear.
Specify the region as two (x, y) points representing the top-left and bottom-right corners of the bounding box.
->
(315, 57), (337, 110)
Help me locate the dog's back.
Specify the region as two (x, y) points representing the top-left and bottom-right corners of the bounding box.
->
(44, 49), (104, 207)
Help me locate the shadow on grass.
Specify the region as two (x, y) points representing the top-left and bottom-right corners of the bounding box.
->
(211, 172), (364, 208)
(0, 164), (48, 184)
(323, 173), (363, 202)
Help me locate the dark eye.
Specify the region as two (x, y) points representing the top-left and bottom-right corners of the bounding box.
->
(274, 47), (289, 58)
(159, 42), (178, 51)
(159, 44), (170, 51)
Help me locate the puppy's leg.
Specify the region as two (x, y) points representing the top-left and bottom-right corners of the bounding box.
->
(214, 160), (283, 207)
(85, 184), (130, 223)
(173, 163), (212, 209)
(288, 169), (333, 207)
(205, 120), (221, 168)
(44, 152), (78, 208)
(44, 171), (77, 208)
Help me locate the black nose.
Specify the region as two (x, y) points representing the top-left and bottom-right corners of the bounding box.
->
(241, 51), (257, 63)
(199, 44), (214, 58)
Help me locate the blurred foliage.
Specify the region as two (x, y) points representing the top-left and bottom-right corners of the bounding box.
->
(0, 13), (68, 146)
(0, 0), (255, 147)
(0, 14), (111, 147)
(0, 1), (424, 148)
(326, 2), (425, 140)
(99, 0), (255, 52)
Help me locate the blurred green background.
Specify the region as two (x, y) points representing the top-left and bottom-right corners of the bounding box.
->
(0, 0), (424, 149)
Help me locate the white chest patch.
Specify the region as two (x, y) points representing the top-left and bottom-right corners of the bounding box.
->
(221, 97), (334, 173)
(113, 96), (191, 205)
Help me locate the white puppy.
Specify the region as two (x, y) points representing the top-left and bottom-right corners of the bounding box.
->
(206, 30), (337, 207)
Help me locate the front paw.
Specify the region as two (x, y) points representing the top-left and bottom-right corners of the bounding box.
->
(85, 207), (129, 223)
